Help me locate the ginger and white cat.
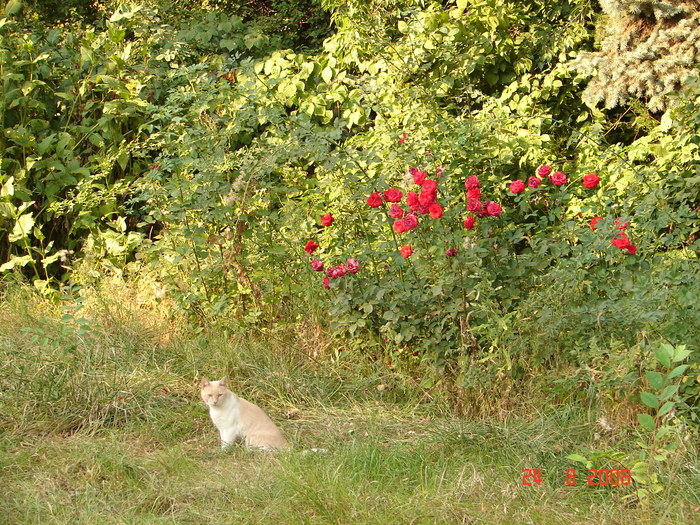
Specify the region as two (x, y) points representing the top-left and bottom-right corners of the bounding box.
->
(200, 377), (288, 450)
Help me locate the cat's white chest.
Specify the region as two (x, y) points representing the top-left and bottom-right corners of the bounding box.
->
(208, 398), (245, 448)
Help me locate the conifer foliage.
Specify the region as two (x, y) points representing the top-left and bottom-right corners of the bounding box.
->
(572, 0), (700, 111)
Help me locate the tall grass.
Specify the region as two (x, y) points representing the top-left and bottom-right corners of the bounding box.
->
(0, 282), (698, 524)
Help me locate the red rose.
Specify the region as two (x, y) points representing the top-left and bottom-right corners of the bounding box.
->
(410, 168), (427, 185)
(464, 175), (480, 190)
(326, 265), (347, 278)
(611, 233), (631, 250)
(403, 213), (418, 231)
(345, 258), (360, 274)
(627, 245), (637, 255)
(415, 204), (429, 215)
(467, 187), (481, 199)
(509, 180), (525, 194)
(549, 171), (567, 186)
(400, 245), (413, 258)
(399, 132), (407, 144)
(445, 248), (458, 257)
(463, 216), (476, 229)
(323, 277), (330, 289)
(589, 215), (604, 230)
(389, 204), (404, 219)
(321, 213), (334, 226)
(537, 165), (552, 177)
(421, 179), (437, 193)
(383, 188), (403, 203)
(614, 218), (629, 230)
(419, 192), (436, 206)
(311, 258), (324, 271)
(486, 201), (503, 217)
(466, 198), (482, 213)
(393, 219), (407, 234)
(304, 240), (319, 254)
(428, 202), (443, 219)
(367, 192), (383, 208)
(419, 183), (437, 206)
(583, 173), (600, 189)
(528, 176), (541, 189)
(406, 191), (419, 207)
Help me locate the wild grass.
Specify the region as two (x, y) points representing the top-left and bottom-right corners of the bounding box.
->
(0, 282), (698, 524)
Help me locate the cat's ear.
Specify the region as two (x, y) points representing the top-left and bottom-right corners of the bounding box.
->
(201, 377), (210, 388)
(219, 377), (227, 387)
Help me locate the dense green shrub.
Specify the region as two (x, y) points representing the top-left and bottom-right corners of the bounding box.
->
(1, 1), (698, 412)
(23, 0), (100, 22)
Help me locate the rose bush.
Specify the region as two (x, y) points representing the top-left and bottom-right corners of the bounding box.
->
(300, 141), (676, 371)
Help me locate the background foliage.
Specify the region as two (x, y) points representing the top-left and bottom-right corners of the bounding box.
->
(1, 0), (698, 424)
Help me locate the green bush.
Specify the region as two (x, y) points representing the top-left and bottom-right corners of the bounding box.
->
(1, 0), (698, 418)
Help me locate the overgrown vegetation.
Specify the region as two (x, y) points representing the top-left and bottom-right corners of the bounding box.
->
(0, 284), (698, 523)
(1, 0), (699, 520)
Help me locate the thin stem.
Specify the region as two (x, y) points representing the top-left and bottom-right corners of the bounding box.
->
(178, 176), (211, 304)
(217, 243), (229, 294)
(356, 210), (381, 284)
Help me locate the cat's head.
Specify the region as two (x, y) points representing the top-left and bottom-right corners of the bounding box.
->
(200, 377), (230, 407)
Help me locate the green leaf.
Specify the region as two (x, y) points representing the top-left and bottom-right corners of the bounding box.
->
(637, 414), (656, 431)
(654, 345), (672, 369)
(658, 401), (675, 417)
(485, 70), (499, 86)
(37, 134), (55, 155)
(220, 39), (238, 51)
(41, 251), (62, 268)
(88, 133), (104, 147)
(419, 376), (435, 389)
(566, 454), (588, 464)
(33, 226), (45, 241)
(631, 461), (649, 474)
(655, 427), (671, 441)
(645, 370), (664, 390)
(672, 345), (691, 362)
(667, 364), (689, 380)
(382, 310), (398, 321)
(17, 200), (34, 214)
(0, 202), (16, 218)
(109, 6), (141, 22)
(5, 0), (22, 16)
(660, 385), (678, 401)
(321, 66), (333, 84)
(9, 212), (35, 243)
(117, 150), (129, 171)
(1, 176), (14, 197)
(0, 254), (32, 272)
(640, 392), (659, 409)
(279, 81), (297, 99)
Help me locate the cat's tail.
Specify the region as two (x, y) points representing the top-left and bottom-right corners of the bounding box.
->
(301, 448), (329, 455)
